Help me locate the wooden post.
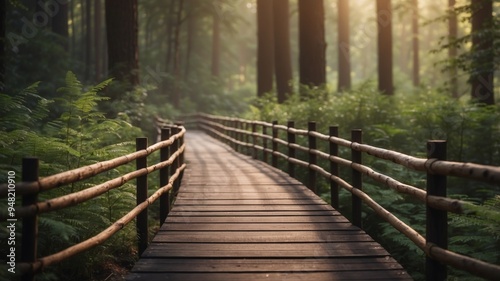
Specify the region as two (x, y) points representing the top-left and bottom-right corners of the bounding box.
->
(21, 158), (39, 281)
(308, 122), (317, 194)
(245, 122), (251, 156)
(233, 120), (239, 152)
(252, 123), (257, 159)
(426, 140), (448, 281)
(171, 127), (181, 197)
(160, 128), (171, 225)
(136, 137), (148, 256)
(263, 125), (268, 164)
(330, 126), (339, 209)
(287, 121), (296, 178)
(351, 129), (362, 228)
(272, 121), (278, 168)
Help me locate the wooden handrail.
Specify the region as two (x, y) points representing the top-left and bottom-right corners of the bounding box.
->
(0, 124), (187, 279)
(192, 114), (500, 281)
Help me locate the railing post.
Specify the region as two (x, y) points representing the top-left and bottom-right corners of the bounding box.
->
(426, 140), (448, 281)
(21, 158), (39, 281)
(160, 128), (171, 225)
(136, 137), (148, 256)
(263, 125), (268, 164)
(252, 123), (257, 159)
(351, 129), (362, 228)
(245, 122), (251, 156)
(308, 122), (317, 194)
(287, 121), (296, 178)
(171, 127), (181, 198)
(330, 126), (339, 209)
(272, 121), (278, 168)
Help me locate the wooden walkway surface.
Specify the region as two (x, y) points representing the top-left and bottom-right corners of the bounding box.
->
(126, 132), (412, 281)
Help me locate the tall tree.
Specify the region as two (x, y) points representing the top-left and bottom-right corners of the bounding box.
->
(411, 0), (419, 87)
(172, 0), (184, 107)
(298, 0), (326, 90)
(85, 0), (92, 81)
(105, 0), (140, 87)
(448, 0), (458, 98)
(0, 0), (5, 91)
(257, 0), (274, 97)
(337, 0), (351, 91)
(470, 0), (494, 104)
(52, 0), (69, 51)
(376, 0), (393, 95)
(211, 6), (221, 78)
(273, 0), (292, 102)
(94, 0), (102, 82)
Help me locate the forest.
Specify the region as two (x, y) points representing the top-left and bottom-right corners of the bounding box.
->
(0, 0), (499, 280)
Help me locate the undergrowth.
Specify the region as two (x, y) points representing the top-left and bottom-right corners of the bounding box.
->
(0, 72), (151, 281)
(245, 83), (500, 280)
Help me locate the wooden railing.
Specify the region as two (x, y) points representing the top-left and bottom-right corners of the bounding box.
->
(0, 124), (186, 281)
(187, 113), (500, 281)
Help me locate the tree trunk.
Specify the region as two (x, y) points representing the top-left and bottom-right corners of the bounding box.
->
(165, 0), (176, 74)
(448, 0), (458, 98)
(52, 0), (69, 51)
(337, 0), (351, 92)
(69, 0), (76, 59)
(257, 0), (274, 97)
(172, 0), (184, 107)
(211, 12), (221, 78)
(411, 0), (419, 87)
(376, 0), (393, 95)
(94, 0), (102, 82)
(0, 0), (5, 91)
(105, 0), (140, 88)
(184, 2), (196, 78)
(85, 0), (92, 82)
(470, 0), (493, 104)
(273, 0), (292, 102)
(298, 0), (326, 91)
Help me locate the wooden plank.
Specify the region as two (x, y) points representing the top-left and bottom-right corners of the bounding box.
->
(159, 222), (357, 231)
(152, 231), (372, 243)
(176, 192), (313, 199)
(131, 257), (405, 272)
(165, 215), (349, 223)
(126, 271), (413, 281)
(172, 204), (337, 212)
(141, 242), (389, 258)
(173, 199), (327, 205)
(167, 210), (342, 217)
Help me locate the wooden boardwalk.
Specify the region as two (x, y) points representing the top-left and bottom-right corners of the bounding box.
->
(126, 132), (412, 281)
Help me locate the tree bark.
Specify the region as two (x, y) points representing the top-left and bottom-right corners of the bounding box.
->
(211, 12), (221, 78)
(298, 0), (326, 91)
(52, 0), (69, 51)
(165, 0), (176, 74)
(257, 0), (274, 97)
(172, 0), (184, 107)
(337, 0), (351, 92)
(94, 0), (102, 82)
(184, 1), (196, 78)
(448, 0), (458, 98)
(411, 0), (419, 87)
(85, 0), (92, 82)
(0, 0), (5, 91)
(105, 0), (140, 88)
(376, 0), (393, 95)
(273, 0), (292, 102)
(470, 0), (493, 104)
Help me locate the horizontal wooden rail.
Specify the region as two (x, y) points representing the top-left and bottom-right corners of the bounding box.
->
(0, 124), (187, 280)
(190, 113), (500, 281)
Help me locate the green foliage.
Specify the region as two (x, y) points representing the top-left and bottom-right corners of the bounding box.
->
(246, 85), (500, 280)
(0, 72), (147, 280)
